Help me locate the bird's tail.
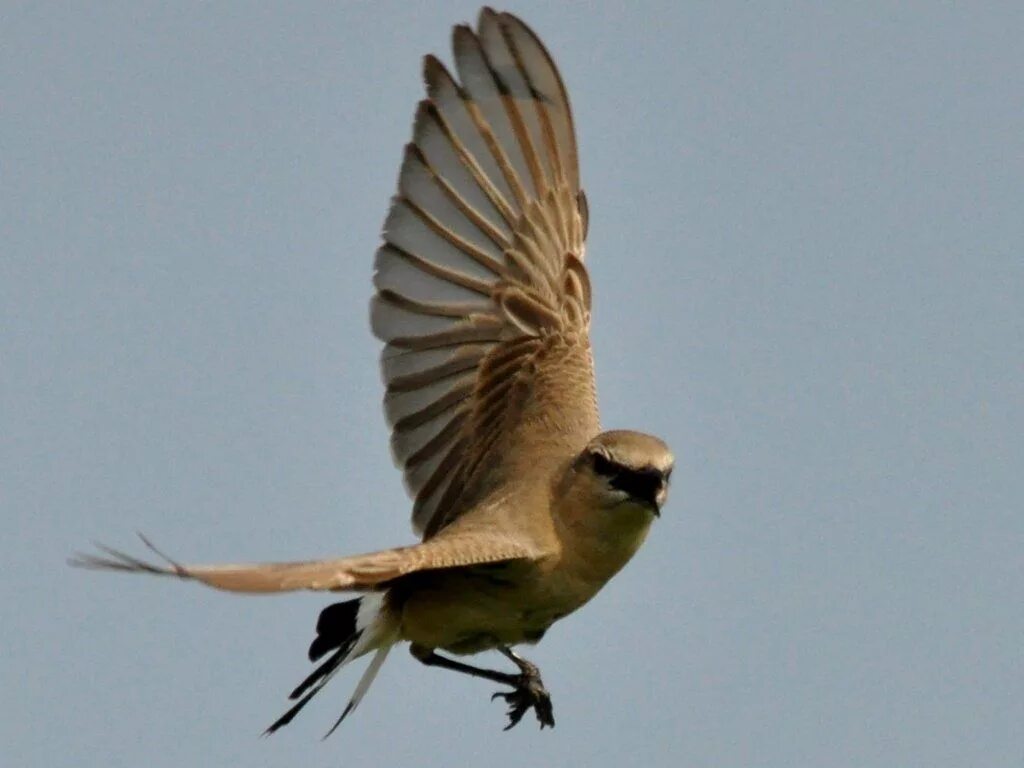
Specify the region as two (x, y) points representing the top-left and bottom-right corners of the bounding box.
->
(265, 591), (397, 737)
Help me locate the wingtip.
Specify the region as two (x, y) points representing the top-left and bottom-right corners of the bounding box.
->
(135, 531), (187, 575)
(66, 536), (192, 578)
(451, 22), (476, 55)
(477, 6), (499, 27)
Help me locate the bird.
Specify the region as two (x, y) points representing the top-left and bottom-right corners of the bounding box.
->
(71, 7), (674, 735)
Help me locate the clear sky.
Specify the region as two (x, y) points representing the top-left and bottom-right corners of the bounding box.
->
(4, 2), (1022, 766)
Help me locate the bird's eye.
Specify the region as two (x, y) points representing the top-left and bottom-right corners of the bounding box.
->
(608, 466), (664, 506)
(591, 451), (617, 477)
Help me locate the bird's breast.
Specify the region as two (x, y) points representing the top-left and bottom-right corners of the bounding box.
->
(392, 559), (585, 655)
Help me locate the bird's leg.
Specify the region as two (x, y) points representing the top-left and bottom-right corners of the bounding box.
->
(493, 646), (554, 729)
(409, 644), (555, 730)
(410, 644), (519, 686)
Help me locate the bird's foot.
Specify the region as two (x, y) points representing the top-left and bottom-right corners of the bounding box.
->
(491, 663), (555, 730)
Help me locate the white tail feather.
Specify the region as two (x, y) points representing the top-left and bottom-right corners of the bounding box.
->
(323, 643), (395, 738)
(266, 591), (397, 735)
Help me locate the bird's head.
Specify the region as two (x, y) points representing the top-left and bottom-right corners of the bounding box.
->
(551, 430), (673, 572)
(574, 430), (674, 518)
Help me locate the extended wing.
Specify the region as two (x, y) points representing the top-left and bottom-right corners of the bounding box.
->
(374, 9), (599, 539)
(70, 532), (540, 594)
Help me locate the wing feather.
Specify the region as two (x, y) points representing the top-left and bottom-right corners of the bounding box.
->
(452, 24), (532, 208)
(422, 58), (518, 228)
(375, 10), (599, 539)
(70, 533), (540, 594)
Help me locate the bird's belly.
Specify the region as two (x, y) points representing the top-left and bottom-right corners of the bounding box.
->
(394, 562), (575, 655)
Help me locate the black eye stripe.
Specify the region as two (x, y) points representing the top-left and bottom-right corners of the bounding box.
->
(589, 451), (666, 505)
(608, 468), (663, 503)
(591, 452), (617, 477)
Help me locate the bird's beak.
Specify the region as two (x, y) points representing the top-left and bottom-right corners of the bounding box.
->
(653, 484), (668, 516)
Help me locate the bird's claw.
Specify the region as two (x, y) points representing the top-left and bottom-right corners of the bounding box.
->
(491, 674), (555, 730)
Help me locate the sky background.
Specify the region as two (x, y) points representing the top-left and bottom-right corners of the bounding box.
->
(4, 2), (1022, 766)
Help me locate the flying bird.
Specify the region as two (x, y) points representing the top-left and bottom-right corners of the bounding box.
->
(72, 7), (673, 734)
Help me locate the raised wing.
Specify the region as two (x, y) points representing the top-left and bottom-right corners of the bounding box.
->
(374, 9), (599, 539)
(70, 532), (540, 594)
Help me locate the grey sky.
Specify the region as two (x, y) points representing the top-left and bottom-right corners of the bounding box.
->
(4, 2), (1022, 766)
